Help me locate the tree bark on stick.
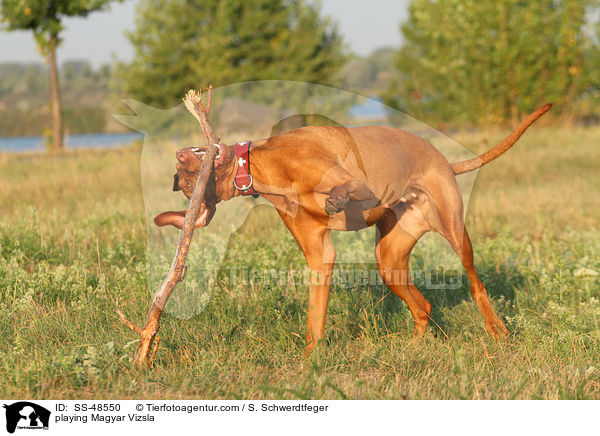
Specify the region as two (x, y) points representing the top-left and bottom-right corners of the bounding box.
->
(118, 87), (218, 367)
(48, 35), (63, 151)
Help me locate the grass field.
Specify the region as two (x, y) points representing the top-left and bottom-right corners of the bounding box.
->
(1, 126), (599, 399)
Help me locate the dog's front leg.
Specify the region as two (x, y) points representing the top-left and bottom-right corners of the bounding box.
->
(304, 226), (336, 352)
(314, 166), (377, 215)
(277, 210), (335, 353)
(325, 179), (377, 215)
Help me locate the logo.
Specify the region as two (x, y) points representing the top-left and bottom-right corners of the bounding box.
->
(3, 402), (50, 434)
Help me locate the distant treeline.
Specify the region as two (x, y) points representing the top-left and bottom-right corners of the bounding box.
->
(0, 61), (111, 97)
(341, 48), (396, 96)
(0, 61), (113, 137)
(0, 53), (395, 137)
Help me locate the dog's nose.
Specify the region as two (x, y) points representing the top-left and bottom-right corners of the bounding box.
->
(176, 150), (186, 163)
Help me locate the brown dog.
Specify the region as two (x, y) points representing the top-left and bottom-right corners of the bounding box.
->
(155, 104), (551, 351)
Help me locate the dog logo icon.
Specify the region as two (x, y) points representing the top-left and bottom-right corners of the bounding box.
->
(3, 402), (50, 433)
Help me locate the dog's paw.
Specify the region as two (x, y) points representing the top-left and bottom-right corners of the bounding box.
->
(485, 318), (509, 341)
(325, 187), (350, 215)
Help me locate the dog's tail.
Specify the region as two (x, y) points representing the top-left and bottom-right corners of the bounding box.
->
(451, 103), (552, 175)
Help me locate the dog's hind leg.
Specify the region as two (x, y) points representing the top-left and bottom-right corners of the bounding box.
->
(429, 178), (509, 340)
(375, 207), (432, 337)
(442, 224), (508, 340)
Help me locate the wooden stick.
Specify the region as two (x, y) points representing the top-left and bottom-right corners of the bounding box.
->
(117, 308), (142, 335)
(183, 88), (219, 144)
(205, 85), (213, 117)
(119, 87), (219, 367)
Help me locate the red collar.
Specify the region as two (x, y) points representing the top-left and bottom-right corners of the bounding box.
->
(233, 141), (258, 196)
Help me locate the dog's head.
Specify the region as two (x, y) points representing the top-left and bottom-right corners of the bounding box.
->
(155, 145), (235, 229)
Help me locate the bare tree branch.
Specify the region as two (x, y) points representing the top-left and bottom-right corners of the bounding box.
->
(118, 86), (220, 367)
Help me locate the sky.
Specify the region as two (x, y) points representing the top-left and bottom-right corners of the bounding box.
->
(0, 0), (408, 68)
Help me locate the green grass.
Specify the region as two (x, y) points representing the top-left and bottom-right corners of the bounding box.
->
(0, 127), (599, 399)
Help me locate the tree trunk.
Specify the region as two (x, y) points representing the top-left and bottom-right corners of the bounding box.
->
(48, 35), (63, 151)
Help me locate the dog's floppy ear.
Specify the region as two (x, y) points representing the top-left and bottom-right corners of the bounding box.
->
(214, 145), (233, 168)
(172, 173), (181, 191)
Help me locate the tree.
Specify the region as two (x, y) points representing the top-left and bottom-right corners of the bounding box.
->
(385, 0), (598, 126)
(0, 0), (121, 150)
(117, 0), (346, 108)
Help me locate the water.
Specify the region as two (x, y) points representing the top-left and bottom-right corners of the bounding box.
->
(0, 132), (143, 152)
(349, 97), (388, 119)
